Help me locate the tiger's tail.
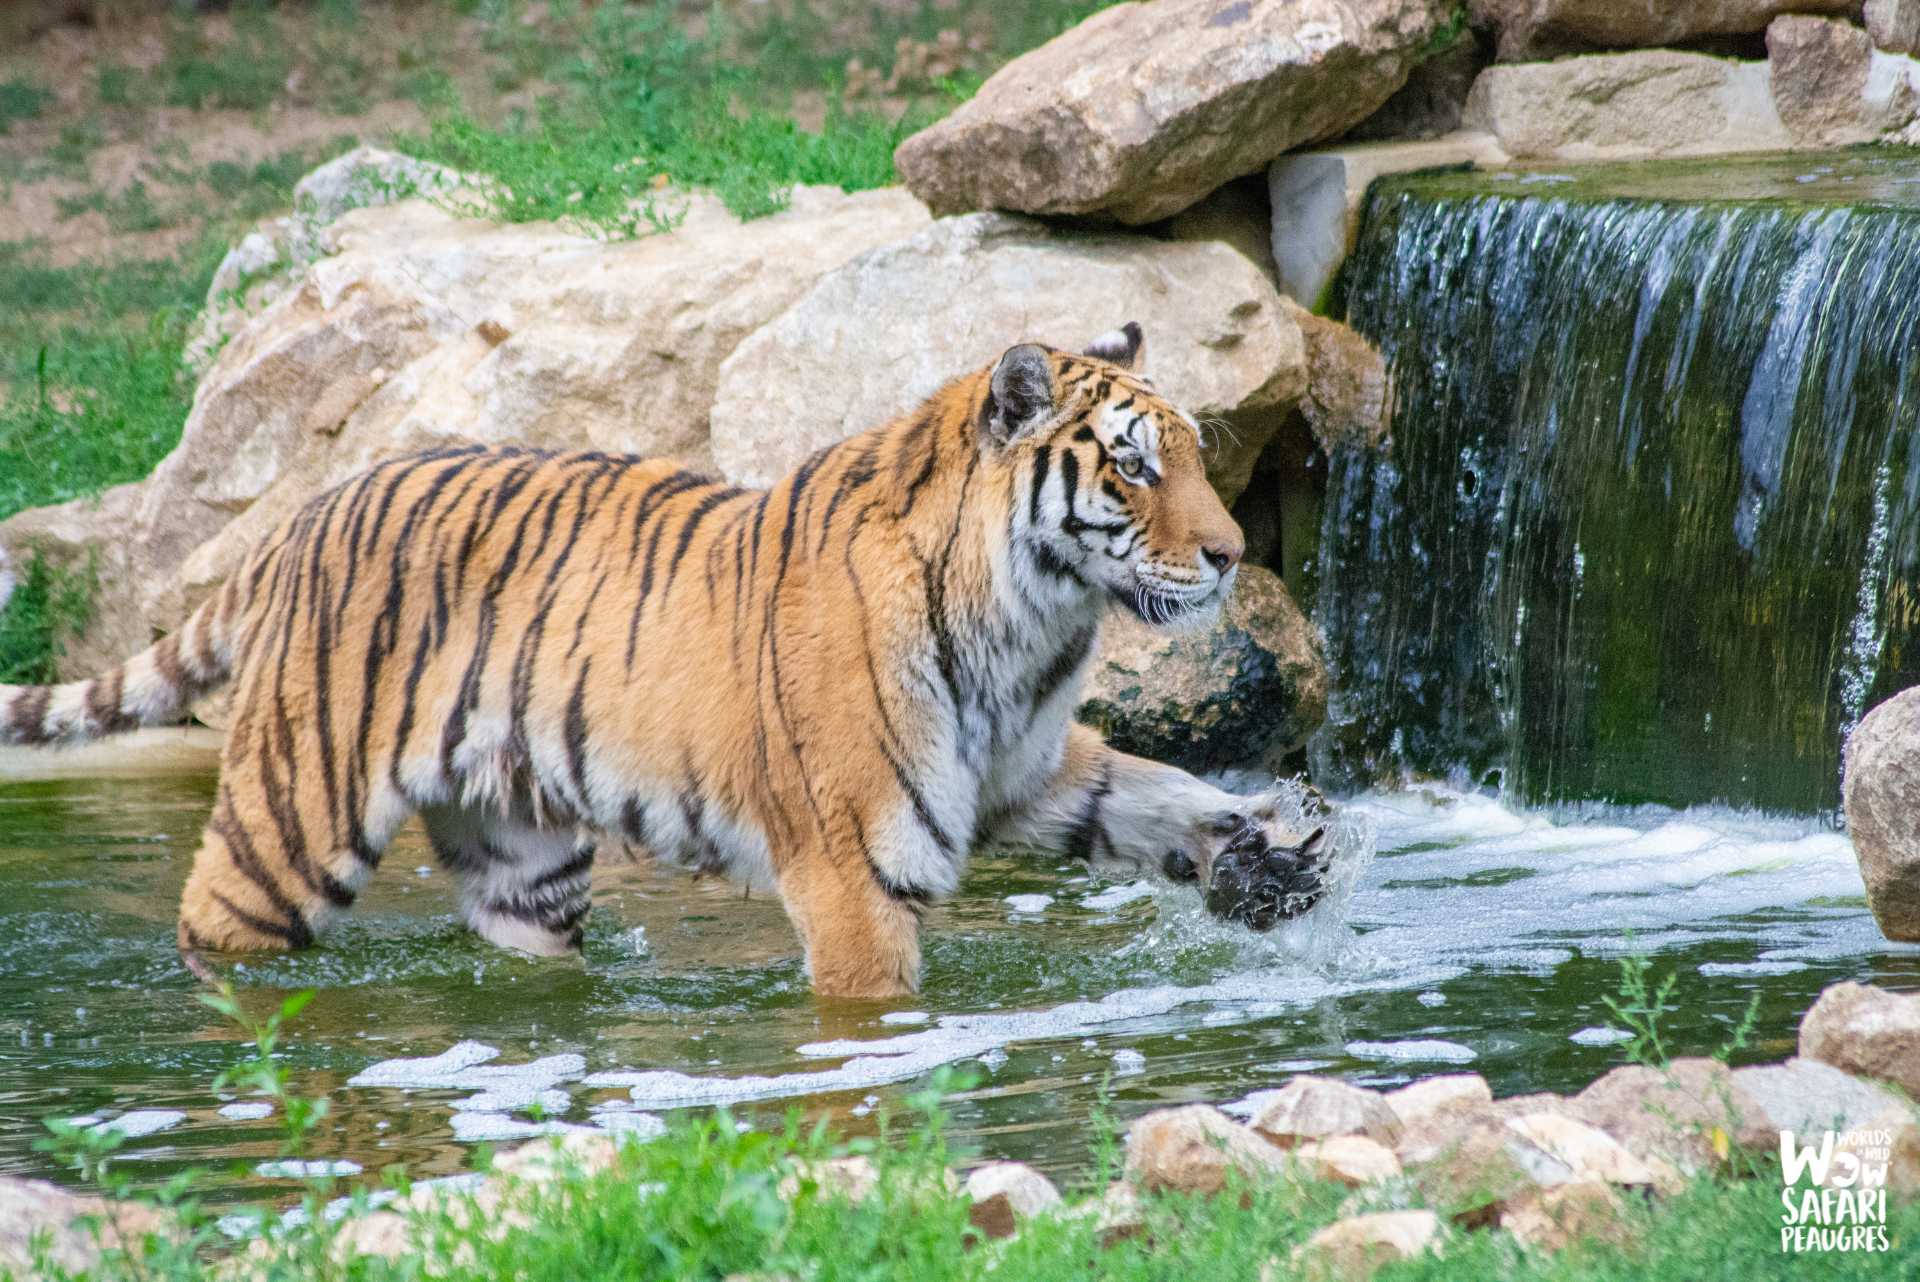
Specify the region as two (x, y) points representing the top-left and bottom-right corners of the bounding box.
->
(0, 576), (243, 747)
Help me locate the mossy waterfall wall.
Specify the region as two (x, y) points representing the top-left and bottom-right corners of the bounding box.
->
(1315, 154), (1920, 813)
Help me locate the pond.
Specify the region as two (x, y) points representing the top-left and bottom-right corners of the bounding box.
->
(4, 768), (1915, 1212)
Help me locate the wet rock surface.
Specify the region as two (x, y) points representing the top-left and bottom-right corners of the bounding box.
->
(1842, 686), (1920, 942)
(1078, 565), (1328, 773)
(1767, 14), (1920, 147)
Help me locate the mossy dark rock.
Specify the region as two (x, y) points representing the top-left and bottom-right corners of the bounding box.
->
(1078, 565), (1326, 774)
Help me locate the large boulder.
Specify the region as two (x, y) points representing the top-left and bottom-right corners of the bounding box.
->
(0, 174), (930, 673)
(893, 0), (1453, 225)
(1462, 51), (1791, 159)
(1767, 14), (1920, 147)
(1470, 0), (1852, 63)
(707, 211), (1306, 504)
(1799, 981), (1920, 1097)
(1868, 0), (1920, 57)
(1843, 686), (1920, 941)
(1079, 565), (1328, 773)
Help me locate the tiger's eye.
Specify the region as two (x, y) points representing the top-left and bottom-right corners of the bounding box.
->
(1118, 455), (1144, 478)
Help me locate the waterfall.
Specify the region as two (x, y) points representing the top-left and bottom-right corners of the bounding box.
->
(1315, 156), (1920, 814)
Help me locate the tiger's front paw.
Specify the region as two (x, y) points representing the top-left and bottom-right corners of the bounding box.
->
(1176, 807), (1335, 932)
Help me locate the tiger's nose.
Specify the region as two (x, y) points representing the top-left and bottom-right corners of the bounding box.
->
(1202, 542), (1242, 575)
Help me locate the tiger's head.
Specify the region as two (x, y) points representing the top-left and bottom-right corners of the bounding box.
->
(981, 323), (1244, 627)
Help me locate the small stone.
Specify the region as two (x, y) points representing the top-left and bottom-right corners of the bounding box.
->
(1292, 1135), (1403, 1187)
(777, 1156), (881, 1205)
(1248, 1077), (1404, 1151)
(493, 1132), (619, 1181)
(963, 1161), (1062, 1221)
(1383, 1074), (1496, 1164)
(1842, 688), (1920, 942)
(967, 1193), (1018, 1242)
(1498, 1176), (1629, 1253)
(1731, 1056), (1909, 1145)
(1798, 981), (1920, 1097)
(1565, 1059), (1771, 1175)
(1503, 1113), (1662, 1190)
(1406, 1116), (1571, 1223)
(1287, 1209), (1441, 1280)
(1124, 1104), (1290, 1197)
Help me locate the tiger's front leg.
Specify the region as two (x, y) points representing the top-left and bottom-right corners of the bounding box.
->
(988, 725), (1337, 929)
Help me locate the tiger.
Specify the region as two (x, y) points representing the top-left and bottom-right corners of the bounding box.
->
(0, 323), (1336, 997)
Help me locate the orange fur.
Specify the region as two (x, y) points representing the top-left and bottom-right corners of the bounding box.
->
(2, 329), (1313, 996)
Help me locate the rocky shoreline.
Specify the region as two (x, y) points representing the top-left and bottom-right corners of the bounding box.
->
(6, 978), (1913, 1278)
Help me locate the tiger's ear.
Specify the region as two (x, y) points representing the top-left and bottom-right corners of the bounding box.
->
(983, 344), (1057, 443)
(1084, 322), (1143, 371)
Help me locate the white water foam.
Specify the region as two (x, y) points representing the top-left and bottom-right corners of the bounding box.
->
(218, 1102), (274, 1121)
(94, 1110), (185, 1138)
(1569, 1027), (1633, 1046)
(1345, 1040), (1477, 1064)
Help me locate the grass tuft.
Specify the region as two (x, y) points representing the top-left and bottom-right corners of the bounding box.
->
(0, 546), (93, 685)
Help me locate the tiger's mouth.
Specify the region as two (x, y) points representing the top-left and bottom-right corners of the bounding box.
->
(1110, 577), (1224, 629)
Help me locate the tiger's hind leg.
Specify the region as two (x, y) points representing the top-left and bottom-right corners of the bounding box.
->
(418, 804), (596, 956)
(176, 778), (378, 952)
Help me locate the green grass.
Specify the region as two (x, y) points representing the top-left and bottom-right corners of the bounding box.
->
(0, 235), (227, 526)
(21, 1090), (1917, 1281)
(0, 546), (93, 685)
(397, 2), (946, 229)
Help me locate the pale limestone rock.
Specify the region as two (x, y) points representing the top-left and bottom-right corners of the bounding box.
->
(1280, 297), (1390, 453)
(1868, 0), (1920, 56)
(1767, 14), (1920, 147)
(492, 1132), (620, 1181)
(1406, 1115), (1572, 1220)
(1565, 1058), (1771, 1176)
(1503, 1113), (1661, 1190)
(964, 1161), (1061, 1239)
(1798, 981), (1920, 1097)
(1291, 1135), (1403, 1186)
(0, 482), (152, 681)
(1266, 132), (1508, 307)
(894, 0), (1452, 225)
(1835, 1106), (1920, 1195)
(707, 212), (1304, 501)
(777, 1155), (882, 1204)
(963, 1160), (1063, 1217)
(1248, 1076), (1404, 1150)
(1732, 1057), (1911, 1145)
(1124, 1104), (1290, 1196)
(1, 181), (929, 666)
(1383, 1074), (1496, 1163)
(1471, 0), (1852, 62)
(1462, 52), (1792, 160)
(1842, 687), (1920, 942)
(1498, 1176), (1628, 1252)
(1167, 176), (1279, 288)
(0, 1176), (171, 1276)
(1079, 564), (1328, 773)
(1286, 1209), (1441, 1280)
(0, 726), (225, 781)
